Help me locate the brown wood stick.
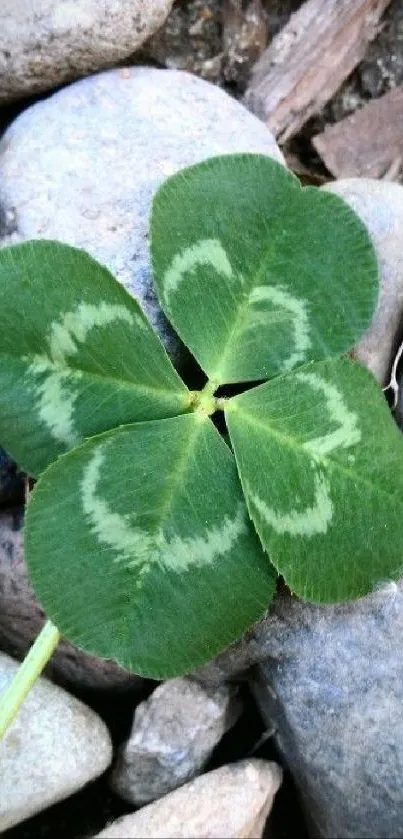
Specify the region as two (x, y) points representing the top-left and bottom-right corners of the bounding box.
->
(312, 84), (403, 179)
(243, 0), (392, 142)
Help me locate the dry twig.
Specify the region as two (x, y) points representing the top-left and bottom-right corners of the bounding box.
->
(244, 0), (392, 142)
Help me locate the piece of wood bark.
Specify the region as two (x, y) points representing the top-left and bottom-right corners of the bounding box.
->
(243, 0), (392, 142)
(312, 85), (403, 178)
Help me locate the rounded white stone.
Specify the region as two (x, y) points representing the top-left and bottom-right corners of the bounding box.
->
(0, 0), (175, 103)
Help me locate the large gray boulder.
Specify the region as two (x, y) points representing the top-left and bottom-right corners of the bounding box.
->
(252, 585), (403, 839)
(0, 0), (175, 104)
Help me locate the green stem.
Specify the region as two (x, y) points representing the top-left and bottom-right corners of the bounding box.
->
(0, 620), (61, 740)
(200, 379), (218, 400)
(192, 379), (220, 416)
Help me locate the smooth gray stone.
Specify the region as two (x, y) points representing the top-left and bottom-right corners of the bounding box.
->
(98, 760), (282, 839)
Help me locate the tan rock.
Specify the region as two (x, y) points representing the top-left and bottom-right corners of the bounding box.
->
(111, 677), (241, 805)
(98, 759), (282, 839)
(0, 652), (112, 831)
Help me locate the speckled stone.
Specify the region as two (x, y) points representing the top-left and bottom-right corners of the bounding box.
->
(111, 677), (241, 805)
(0, 651), (112, 831)
(0, 0), (174, 103)
(98, 760), (282, 838)
(197, 582), (403, 837)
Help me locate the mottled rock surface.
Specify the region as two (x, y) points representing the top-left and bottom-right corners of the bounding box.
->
(111, 677), (240, 805)
(99, 760), (282, 838)
(0, 651), (112, 831)
(0, 511), (140, 691)
(251, 586), (403, 838)
(0, 0), (174, 103)
(0, 67), (284, 364)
